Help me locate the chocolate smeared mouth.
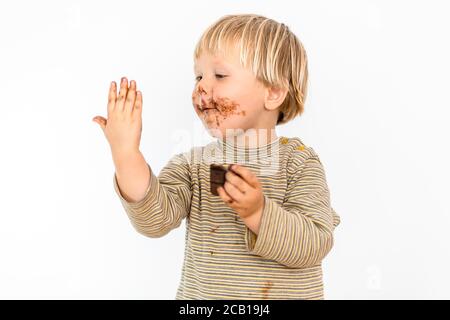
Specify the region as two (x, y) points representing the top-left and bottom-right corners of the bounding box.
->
(191, 90), (246, 127)
(202, 107), (218, 112)
(199, 95), (218, 111)
(198, 103), (218, 112)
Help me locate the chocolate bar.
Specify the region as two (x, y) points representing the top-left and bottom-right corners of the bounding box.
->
(210, 164), (232, 196)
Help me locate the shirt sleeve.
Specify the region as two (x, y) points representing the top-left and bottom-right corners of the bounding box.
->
(244, 155), (340, 268)
(113, 152), (192, 238)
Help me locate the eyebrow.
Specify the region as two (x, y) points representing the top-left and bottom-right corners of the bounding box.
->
(194, 56), (232, 70)
(194, 62), (230, 73)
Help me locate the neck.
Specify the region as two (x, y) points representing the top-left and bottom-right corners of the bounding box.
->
(220, 128), (278, 149)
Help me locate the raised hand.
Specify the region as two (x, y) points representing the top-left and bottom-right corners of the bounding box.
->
(92, 77), (143, 155)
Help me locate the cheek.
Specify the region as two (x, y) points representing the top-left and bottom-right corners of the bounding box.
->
(214, 96), (246, 118)
(239, 87), (266, 112)
(221, 81), (265, 113)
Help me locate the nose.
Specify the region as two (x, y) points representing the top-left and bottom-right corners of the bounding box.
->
(196, 83), (213, 109)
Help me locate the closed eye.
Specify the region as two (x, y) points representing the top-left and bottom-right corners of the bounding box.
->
(195, 75), (227, 81)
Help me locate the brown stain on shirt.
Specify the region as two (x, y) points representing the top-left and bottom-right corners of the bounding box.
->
(261, 280), (273, 299)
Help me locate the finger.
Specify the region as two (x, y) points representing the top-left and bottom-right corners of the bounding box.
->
(92, 115), (107, 131)
(217, 186), (234, 204)
(225, 169), (249, 194)
(116, 77), (129, 111)
(124, 80), (136, 115)
(223, 181), (244, 203)
(107, 81), (117, 116)
(133, 90), (143, 117)
(230, 164), (259, 188)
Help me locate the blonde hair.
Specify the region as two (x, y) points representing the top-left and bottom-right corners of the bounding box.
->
(193, 14), (308, 125)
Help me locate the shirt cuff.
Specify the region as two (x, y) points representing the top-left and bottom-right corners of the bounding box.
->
(112, 163), (157, 210)
(244, 193), (277, 256)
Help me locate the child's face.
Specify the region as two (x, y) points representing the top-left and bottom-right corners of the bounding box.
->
(192, 47), (274, 140)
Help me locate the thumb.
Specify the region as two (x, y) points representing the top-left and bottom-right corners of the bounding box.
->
(92, 116), (107, 131)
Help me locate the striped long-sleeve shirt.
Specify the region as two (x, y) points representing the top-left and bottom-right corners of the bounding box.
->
(113, 136), (341, 300)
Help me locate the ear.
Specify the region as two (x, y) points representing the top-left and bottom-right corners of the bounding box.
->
(264, 85), (289, 111)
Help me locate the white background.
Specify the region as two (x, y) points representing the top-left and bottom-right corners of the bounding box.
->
(0, 0), (449, 299)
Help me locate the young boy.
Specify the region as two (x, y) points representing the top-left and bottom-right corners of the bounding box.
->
(93, 14), (341, 300)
